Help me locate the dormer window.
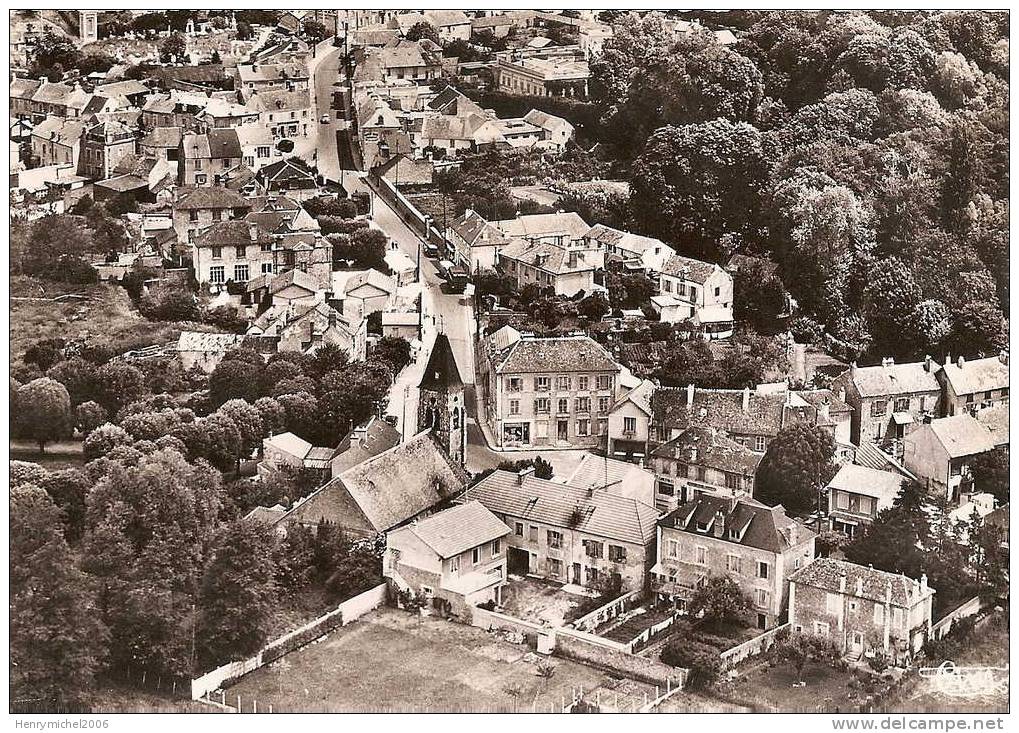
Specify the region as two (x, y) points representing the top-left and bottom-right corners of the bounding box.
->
(696, 521), (709, 532)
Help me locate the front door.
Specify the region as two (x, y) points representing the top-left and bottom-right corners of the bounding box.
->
(572, 563), (581, 584)
(851, 631), (864, 654)
(557, 419), (569, 442)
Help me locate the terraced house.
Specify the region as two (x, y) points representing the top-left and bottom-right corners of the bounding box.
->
(652, 495), (816, 629)
(466, 468), (659, 592)
(479, 332), (622, 449)
(937, 353), (1009, 418)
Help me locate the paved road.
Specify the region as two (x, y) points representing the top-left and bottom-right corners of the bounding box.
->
(310, 44), (344, 182)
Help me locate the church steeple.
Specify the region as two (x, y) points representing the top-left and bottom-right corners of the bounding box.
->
(417, 334), (466, 466)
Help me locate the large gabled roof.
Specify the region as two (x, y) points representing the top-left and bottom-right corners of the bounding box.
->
(922, 415), (997, 458)
(662, 494), (814, 554)
(404, 501), (510, 559)
(174, 185), (249, 210)
(940, 355), (1009, 397)
(847, 360), (942, 398)
(826, 464), (905, 503)
(660, 253), (723, 284)
(495, 335), (620, 375)
(789, 558), (933, 608)
(467, 470), (659, 546)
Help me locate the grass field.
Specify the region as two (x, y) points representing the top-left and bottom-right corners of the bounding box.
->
(226, 607), (657, 713)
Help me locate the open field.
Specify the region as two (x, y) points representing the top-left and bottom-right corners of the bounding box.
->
(226, 607), (656, 713)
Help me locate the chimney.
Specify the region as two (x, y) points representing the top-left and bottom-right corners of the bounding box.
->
(688, 446), (697, 463)
(686, 383), (695, 406)
(923, 354), (933, 372)
(999, 350), (1009, 366)
(248, 221), (259, 241)
(712, 510), (725, 538)
(920, 573), (928, 592)
(838, 388), (846, 403)
(881, 357), (894, 368)
(328, 309), (336, 327)
(818, 400), (830, 423)
(838, 573), (846, 593)
(849, 361), (857, 378)
(855, 577), (863, 596)
(568, 251), (578, 268)
(957, 355), (965, 369)
(742, 387), (750, 412)
(517, 465), (535, 484)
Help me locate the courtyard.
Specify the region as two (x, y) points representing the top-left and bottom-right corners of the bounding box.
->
(225, 606), (655, 713)
(498, 575), (597, 627)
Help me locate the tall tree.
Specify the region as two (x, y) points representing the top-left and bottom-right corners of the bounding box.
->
(197, 521), (280, 667)
(755, 423), (837, 516)
(11, 487), (107, 710)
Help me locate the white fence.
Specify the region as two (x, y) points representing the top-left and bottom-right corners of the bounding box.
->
(719, 622), (790, 668)
(190, 583), (387, 700)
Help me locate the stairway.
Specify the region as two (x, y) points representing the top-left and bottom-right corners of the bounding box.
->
(845, 648), (863, 663)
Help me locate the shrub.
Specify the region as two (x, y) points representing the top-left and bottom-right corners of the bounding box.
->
(661, 639), (721, 689)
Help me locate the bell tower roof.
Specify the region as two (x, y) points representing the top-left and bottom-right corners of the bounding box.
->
(418, 333), (463, 391)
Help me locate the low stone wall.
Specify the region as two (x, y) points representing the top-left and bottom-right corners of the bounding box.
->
(470, 606), (551, 649)
(555, 628), (686, 689)
(719, 623), (790, 669)
(567, 590), (641, 634)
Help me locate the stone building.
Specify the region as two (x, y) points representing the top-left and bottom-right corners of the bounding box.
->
(417, 334), (466, 466)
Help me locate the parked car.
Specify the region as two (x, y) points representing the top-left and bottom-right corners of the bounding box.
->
(320, 114), (331, 124)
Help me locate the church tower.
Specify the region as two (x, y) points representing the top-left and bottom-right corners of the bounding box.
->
(417, 334), (466, 466)
(79, 11), (99, 45)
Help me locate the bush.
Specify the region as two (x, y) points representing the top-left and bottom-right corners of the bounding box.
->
(790, 316), (825, 345)
(661, 639), (722, 689)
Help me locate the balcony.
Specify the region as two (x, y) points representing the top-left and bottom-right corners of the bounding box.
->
(443, 560), (506, 596)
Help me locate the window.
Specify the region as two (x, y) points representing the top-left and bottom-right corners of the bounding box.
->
(491, 539), (500, 557)
(598, 397), (610, 414)
(235, 245), (246, 259)
(209, 266), (225, 284)
(689, 286), (697, 301)
(256, 145), (270, 158)
(893, 608), (903, 628)
(515, 522), (523, 537)
(873, 604), (884, 625)
(585, 566), (600, 584)
(557, 398), (569, 414)
(507, 377), (523, 392)
(547, 530), (562, 549)
(813, 621), (830, 636)
(261, 262), (274, 274)
(623, 416), (637, 433)
(757, 561), (769, 579)
(666, 539), (680, 559)
(966, 393), (975, 404)
(608, 545), (627, 562)
(509, 399), (520, 416)
(233, 264), (249, 282)
(598, 418), (607, 436)
(596, 375), (612, 391)
(756, 589), (769, 608)
(578, 376), (589, 391)
(534, 398), (550, 414)
(984, 390), (993, 400)
(695, 546), (706, 565)
(714, 286), (720, 297)
(893, 397), (909, 412)
(195, 159), (204, 170)
(535, 376), (550, 391)
(837, 492), (850, 510)
(724, 472), (741, 491)
(449, 556), (459, 573)
(211, 246), (223, 259)
(548, 558), (563, 577)
(576, 419), (589, 436)
(583, 540), (604, 559)
(663, 280), (672, 293)
(849, 601), (857, 611)
(871, 400), (888, 418)
(696, 466), (706, 482)
(726, 554), (741, 574)
(528, 525), (538, 542)
(575, 397), (590, 413)
(826, 592), (840, 615)
(555, 375), (570, 390)
(658, 479), (674, 496)
(754, 436), (766, 452)
(189, 210), (199, 222)
(472, 547), (481, 564)
(195, 174), (207, 185)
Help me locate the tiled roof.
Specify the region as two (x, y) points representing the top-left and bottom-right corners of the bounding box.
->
(451, 210), (508, 248)
(264, 431), (313, 459)
(406, 501), (510, 559)
(419, 333), (463, 391)
(498, 238), (596, 275)
(195, 220), (272, 247)
(612, 379), (654, 417)
(10, 78), (41, 100)
(923, 415), (997, 458)
(176, 330), (244, 352)
(660, 253), (721, 283)
(846, 360), (941, 398)
(496, 335), (620, 375)
(31, 117), (84, 146)
(237, 62), (308, 84)
(95, 174), (147, 193)
(564, 454), (655, 503)
(207, 128), (243, 158)
(269, 267), (319, 295)
(331, 417), (402, 475)
(250, 88), (311, 113)
(282, 431), (468, 533)
(523, 108), (572, 133)
(652, 386), (813, 438)
(258, 157), (316, 183)
(651, 426), (763, 476)
(789, 558), (932, 608)
(940, 356), (1009, 396)
(344, 268), (396, 295)
(492, 212), (591, 241)
(141, 126), (183, 149)
(466, 470), (659, 546)
(244, 504), (288, 523)
(585, 224), (671, 258)
(95, 79), (148, 98)
(662, 494), (814, 554)
(826, 464), (905, 503)
(175, 186), (250, 211)
(32, 81), (73, 105)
